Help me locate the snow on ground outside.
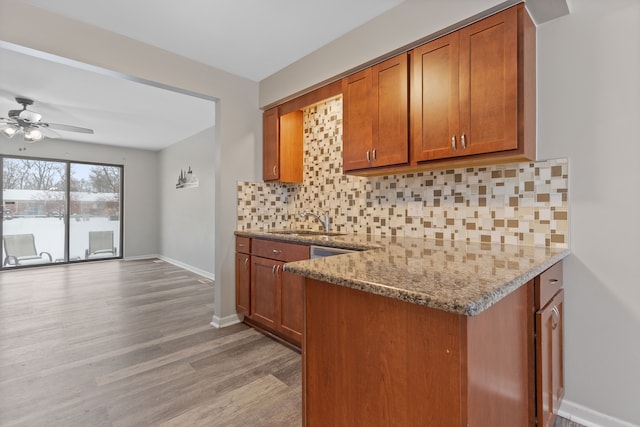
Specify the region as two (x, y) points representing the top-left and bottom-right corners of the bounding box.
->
(2, 217), (121, 263)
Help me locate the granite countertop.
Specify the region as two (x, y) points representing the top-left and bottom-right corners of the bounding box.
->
(235, 230), (570, 316)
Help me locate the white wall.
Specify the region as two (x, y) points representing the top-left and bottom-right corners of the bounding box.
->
(0, 0), (262, 327)
(537, 0), (640, 425)
(0, 136), (159, 258)
(159, 126), (216, 277)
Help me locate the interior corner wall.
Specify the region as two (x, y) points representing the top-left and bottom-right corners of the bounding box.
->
(159, 127), (216, 276)
(536, 0), (640, 425)
(0, 137), (160, 258)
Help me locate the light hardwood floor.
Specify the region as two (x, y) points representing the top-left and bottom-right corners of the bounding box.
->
(0, 259), (301, 426)
(0, 258), (583, 427)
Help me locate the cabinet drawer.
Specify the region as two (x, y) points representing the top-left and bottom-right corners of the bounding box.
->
(252, 238), (309, 262)
(236, 236), (251, 254)
(535, 261), (563, 309)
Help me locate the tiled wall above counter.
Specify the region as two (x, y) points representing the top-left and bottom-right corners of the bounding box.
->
(238, 97), (568, 249)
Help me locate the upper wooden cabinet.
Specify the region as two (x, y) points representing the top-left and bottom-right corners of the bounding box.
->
(410, 32), (460, 162)
(263, 107), (279, 180)
(263, 107), (303, 183)
(342, 53), (409, 172)
(411, 4), (535, 165)
(265, 4), (535, 176)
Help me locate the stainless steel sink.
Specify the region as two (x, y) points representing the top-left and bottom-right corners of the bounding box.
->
(268, 230), (345, 237)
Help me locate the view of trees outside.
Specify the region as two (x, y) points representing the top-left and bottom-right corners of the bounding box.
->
(3, 158), (66, 191)
(2, 158), (122, 267)
(3, 158), (120, 195)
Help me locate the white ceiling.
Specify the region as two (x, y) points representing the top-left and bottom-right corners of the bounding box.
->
(19, 0), (405, 82)
(0, 47), (216, 150)
(0, 0), (405, 150)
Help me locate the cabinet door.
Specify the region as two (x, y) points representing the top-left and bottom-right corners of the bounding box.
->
(263, 107), (279, 181)
(279, 269), (304, 345)
(251, 256), (279, 330)
(235, 253), (251, 316)
(458, 6), (518, 156)
(279, 110), (303, 183)
(372, 53), (409, 167)
(536, 289), (565, 427)
(410, 32), (460, 161)
(342, 68), (373, 172)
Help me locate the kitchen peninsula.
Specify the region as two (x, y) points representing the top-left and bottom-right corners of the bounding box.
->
(236, 231), (568, 426)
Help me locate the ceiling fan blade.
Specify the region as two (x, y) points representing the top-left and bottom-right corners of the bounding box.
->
(43, 122), (94, 134)
(39, 126), (61, 139)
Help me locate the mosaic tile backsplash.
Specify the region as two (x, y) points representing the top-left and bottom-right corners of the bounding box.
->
(238, 97), (569, 248)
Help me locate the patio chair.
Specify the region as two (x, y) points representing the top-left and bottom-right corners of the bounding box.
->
(3, 234), (53, 266)
(85, 230), (117, 259)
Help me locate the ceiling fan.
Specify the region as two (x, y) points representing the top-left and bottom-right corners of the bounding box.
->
(0, 96), (94, 142)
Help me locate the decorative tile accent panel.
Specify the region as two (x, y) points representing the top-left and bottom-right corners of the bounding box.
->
(238, 97), (569, 248)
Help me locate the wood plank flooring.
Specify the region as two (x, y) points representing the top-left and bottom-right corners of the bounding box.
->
(0, 258), (585, 427)
(555, 417), (586, 427)
(0, 259), (301, 427)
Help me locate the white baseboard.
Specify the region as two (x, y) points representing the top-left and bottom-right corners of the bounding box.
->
(156, 255), (214, 281)
(560, 400), (639, 427)
(210, 313), (242, 328)
(123, 254), (161, 261)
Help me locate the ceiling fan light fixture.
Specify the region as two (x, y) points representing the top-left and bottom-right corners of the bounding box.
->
(2, 97), (94, 143)
(1, 124), (19, 139)
(24, 127), (44, 142)
(19, 109), (42, 123)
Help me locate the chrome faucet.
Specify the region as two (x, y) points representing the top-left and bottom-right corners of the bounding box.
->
(300, 210), (330, 234)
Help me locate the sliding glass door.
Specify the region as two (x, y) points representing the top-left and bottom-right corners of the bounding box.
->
(69, 163), (121, 260)
(1, 156), (122, 269)
(2, 158), (67, 266)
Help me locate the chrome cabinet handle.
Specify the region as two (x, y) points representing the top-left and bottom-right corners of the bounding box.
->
(272, 165), (277, 176)
(244, 258), (249, 269)
(271, 265), (276, 275)
(372, 149), (377, 161)
(366, 150), (371, 162)
(276, 265), (281, 276)
(551, 306), (560, 330)
(238, 243), (245, 247)
(272, 249), (282, 255)
(451, 135), (457, 151)
(548, 279), (559, 284)
(461, 133), (467, 149)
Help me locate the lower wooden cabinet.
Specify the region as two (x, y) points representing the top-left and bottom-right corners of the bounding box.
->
(251, 256), (281, 330)
(303, 260), (565, 426)
(279, 269), (304, 344)
(236, 236), (308, 347)
(235, 237), (251, 317)
(235, 252), (251, 316)
(535, 262), (565, 427)
(303, 277), (534, 426)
